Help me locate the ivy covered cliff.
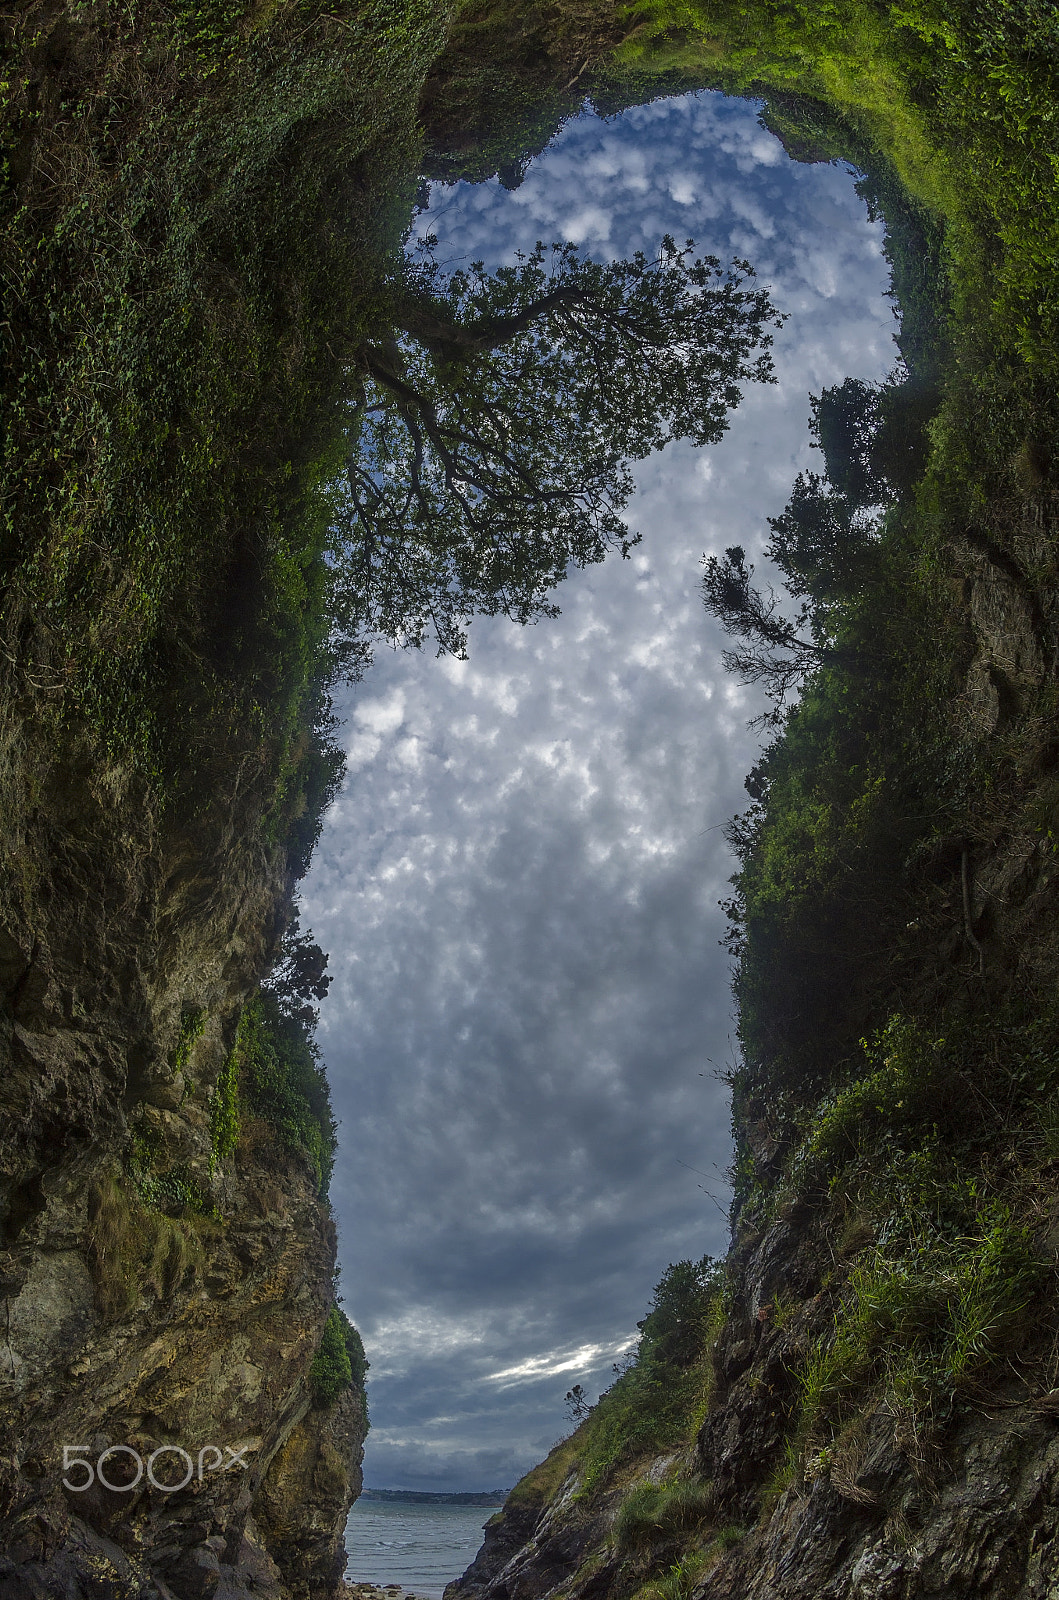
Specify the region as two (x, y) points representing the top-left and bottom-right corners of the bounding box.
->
(2, 0), (1058, 1596)
(0, 0), (441, 1590)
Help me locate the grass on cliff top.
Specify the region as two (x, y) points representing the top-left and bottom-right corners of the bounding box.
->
(508, 1257), (725, 1512)
(505, 1428), (586, 1511)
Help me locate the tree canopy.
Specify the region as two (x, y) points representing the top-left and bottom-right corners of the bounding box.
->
(809, 376), (891, 508)
(328, 237), (783, 659)
(701, 380), (890, 720)
(701, 544), (831, 717)
(265, 911), (332, 1030)
(765, 469), (879, 605)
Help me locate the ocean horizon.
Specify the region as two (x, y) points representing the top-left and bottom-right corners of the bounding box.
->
(345, 1497), (494, 1598)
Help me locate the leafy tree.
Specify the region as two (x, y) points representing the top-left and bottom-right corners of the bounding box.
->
(702, 387), (887, 717)
(872, 376), (940, 493)
(810, 376), (891, 508)
(701, 544), (832, 718)
(764, 470), (877, 605)
(636, 1255), (721, 1367)
(330, 237), (783, 658)
(265, 909), (332, 1030)
(564, 1382), (591, 1423)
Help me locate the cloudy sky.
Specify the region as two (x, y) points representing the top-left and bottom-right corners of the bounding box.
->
(302, 90), (895, 1493)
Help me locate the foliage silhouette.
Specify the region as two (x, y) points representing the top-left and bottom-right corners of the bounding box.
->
(331, 236), (782, 658)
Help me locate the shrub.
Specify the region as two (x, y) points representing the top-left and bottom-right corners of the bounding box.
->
(575, 1258), (725, 1498)
(343, 1314), (370, 1389)
(238, 993), (337, 1194)
(310, 1305), (369, 1408)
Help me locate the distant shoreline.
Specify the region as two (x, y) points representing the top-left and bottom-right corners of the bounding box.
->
(359, 1489), (508, 1508)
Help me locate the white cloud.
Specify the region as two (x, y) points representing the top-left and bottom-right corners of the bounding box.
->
(559, 203), (613, 243)
(668, 174), (697, 205)
(354, 688), (406, 736)
(303, 87), (894, 1497)
(486, 1338), (636, 1387)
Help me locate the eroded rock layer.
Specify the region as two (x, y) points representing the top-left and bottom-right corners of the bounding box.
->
(0, 735), (365, 1599)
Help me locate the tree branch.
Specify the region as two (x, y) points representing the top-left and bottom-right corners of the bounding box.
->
(391, 285), (598, 359)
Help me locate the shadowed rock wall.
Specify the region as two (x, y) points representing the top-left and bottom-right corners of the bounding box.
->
(0, 723), (365, 1599)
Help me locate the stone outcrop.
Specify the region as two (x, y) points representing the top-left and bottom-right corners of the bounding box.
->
(0, 725), (365, 1598)
(446, 1208), (1059, 1600)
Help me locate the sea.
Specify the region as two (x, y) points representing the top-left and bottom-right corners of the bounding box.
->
(344, 1499), (494, 1598)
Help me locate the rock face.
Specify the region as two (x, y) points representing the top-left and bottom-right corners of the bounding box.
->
(0, 726), (366, 1598)
(255, 1386), (368, 1599)
(447, 1214), (1059, 1600)
(443, 472), (1059, 1600)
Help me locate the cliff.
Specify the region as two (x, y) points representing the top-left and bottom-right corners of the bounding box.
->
(0, 0), (426, 1588)
(433, 3), (1059, 1597)
(447, 1155), (1059, 1600)
(4, 0), (1058, 1595)
(0, 706), (368, 1598)
(442, 499), (1059, 1595)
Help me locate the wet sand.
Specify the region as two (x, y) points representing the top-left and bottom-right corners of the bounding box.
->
(345, 1583), (446, 1600)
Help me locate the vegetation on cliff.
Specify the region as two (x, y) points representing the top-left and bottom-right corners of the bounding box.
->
(311, 1305), (370, 1408)
(2, 0), (445, 833)
(1, 5), (404, 1585)
(435, 1), (1059, 1597)
(3, 0), (1058, 1592)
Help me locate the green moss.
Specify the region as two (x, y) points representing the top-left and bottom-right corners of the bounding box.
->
(238, 994), (337, 1194)
(310, 1304), (370, 1408)
(130, 1129), (216, 1218)
(210, 1021), (242, 1167)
